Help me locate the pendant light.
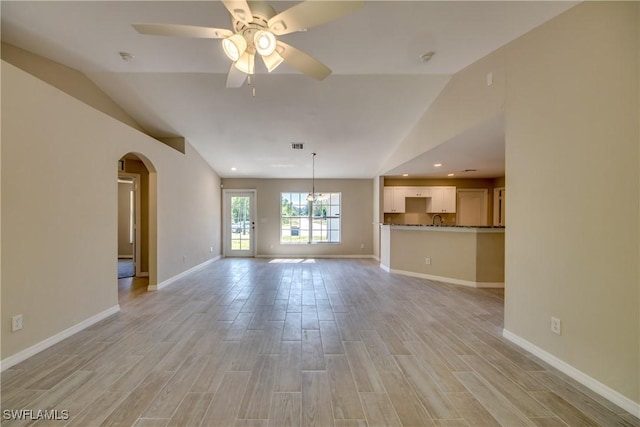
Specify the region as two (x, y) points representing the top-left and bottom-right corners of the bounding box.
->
(307, 152), (318, 202)
(307, 153), (328, 202)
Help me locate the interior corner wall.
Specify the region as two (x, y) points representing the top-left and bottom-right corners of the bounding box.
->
(1, 60), (221, 362)
(1, 42), (147, 134)
(503, 1), (639, 405)
(378, 48), (503, 175)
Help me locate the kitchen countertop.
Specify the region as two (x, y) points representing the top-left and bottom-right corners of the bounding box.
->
(382, 224), (505, 232)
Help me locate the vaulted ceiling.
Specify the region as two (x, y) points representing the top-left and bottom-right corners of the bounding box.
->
(1, 1), (577, 178)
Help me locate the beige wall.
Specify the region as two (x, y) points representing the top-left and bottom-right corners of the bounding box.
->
(503, 1), (639, 404)
(384, 227), (504, 285)
(222, 178), (373, 257)
(1, 61), (221, 361)
(379, 1), (639, 406)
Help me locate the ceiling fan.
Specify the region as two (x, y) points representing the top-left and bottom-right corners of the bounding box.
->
(132, 0), (364, 88)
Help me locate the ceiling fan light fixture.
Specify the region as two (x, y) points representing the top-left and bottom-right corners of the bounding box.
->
(254, 30), (277, 56)
(234, 51), (255, 74)
(262, 50), (284, 72)
(222, 34), (247, 61)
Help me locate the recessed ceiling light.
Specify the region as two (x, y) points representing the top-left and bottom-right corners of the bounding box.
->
(402, 174), (409, 177)
(231, 167), (237, 171)
(448, 173), (455, 177)
(434, 163), (442, 168)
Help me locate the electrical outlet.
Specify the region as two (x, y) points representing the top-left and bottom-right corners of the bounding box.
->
(360, 243), (364, 249)
(210, 246), (213, 253)
(183, 255), (187, 264)
(12, 314), (23, 332)
(425, 257), (431, 265)
(551, 317), (561, 335)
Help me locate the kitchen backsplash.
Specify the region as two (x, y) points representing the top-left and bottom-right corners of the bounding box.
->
(384, 212), (456, 225)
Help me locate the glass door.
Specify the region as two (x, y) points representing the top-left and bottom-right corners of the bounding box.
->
(224, 190), (256, 257)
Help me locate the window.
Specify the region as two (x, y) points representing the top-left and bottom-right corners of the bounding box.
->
(281, 192), (341, 244)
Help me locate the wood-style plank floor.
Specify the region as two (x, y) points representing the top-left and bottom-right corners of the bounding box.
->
(2, 258), (638, 427)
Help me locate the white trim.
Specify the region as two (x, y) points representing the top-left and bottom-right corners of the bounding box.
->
(381, 266), (504, 288)
(503, 329), (640, 417)
(255, 254), (375, 259)
(0, 305), (120, 372)
(148, 256), (220, 291)
(119, 172), (142, 277)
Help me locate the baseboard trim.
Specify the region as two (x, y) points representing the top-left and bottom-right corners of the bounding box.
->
(503, 328), (640, 417)
(0, 305), (120, 372)
(118, 255), (133, 259)
(380, 265), (504, 288)
(149, 256), (221, 291)
(255, 254), (376, 259)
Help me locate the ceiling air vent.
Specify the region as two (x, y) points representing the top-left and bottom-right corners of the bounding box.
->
(291, 143), (304, 150)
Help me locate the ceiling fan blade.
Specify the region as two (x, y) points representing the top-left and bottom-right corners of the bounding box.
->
(276, 41), (331, 81)
(132, 23), (232, 39)
(226, 63), (247, 88)
(268, 0), (364, 36)
(221, 0), (253, 24)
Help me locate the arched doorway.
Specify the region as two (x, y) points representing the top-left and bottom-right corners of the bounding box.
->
(117, 153), (158, 297)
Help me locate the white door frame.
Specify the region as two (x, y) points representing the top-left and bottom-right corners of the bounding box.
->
(118, 173), (142, 276)
(223, 189), (257, 257)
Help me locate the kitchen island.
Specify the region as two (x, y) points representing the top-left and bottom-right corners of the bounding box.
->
(380, 224), (505, 288)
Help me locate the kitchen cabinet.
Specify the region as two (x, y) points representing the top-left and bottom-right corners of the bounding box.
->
(383, 187), (406, 213)
(427, 186), (457, 213)
(404, 187), (431, 198)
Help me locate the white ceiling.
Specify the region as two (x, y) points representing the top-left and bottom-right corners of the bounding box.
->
(1, 1), (577, 179)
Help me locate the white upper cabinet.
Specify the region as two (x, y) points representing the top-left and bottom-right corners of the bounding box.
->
(383, 187), (406, 213)
(404, 187), (431, 198)
(385, 185), (456, 214)
(427, 186), (457, 213)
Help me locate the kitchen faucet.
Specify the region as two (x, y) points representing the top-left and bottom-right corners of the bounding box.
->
(432, 214), (443, 226)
